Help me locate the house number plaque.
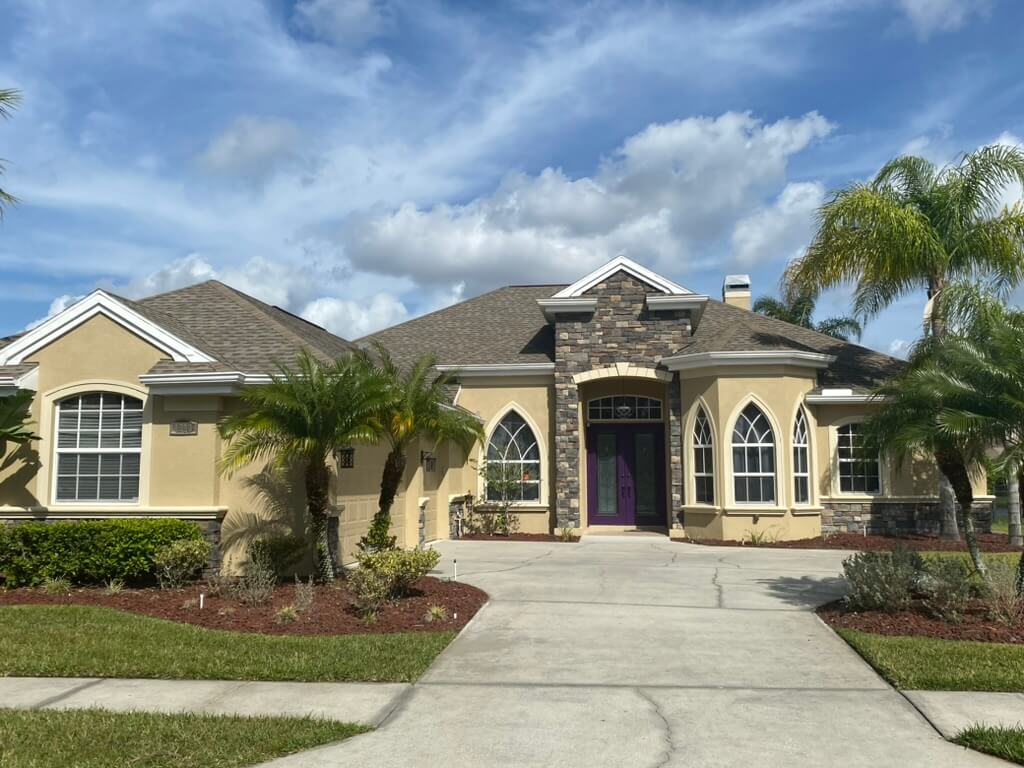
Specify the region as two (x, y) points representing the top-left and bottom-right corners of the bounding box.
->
(169, 420), (198, 437)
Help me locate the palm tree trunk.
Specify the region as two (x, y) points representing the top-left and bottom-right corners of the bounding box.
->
(305, 458), (334, 583)
(927, 275), (961, 542)
(935, 450), (987, 578)
(1009, 474), (1023, 547)
(362, 446), (406, 551)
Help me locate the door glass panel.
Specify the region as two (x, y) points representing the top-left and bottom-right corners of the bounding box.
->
(597, 433), (618, 516)
(634, 432), (656, 520)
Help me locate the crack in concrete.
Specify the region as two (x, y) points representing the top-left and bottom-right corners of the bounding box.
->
(636, 687), (676, 768)
(456, 549), (554, 577)
(712, 568), (724, 608)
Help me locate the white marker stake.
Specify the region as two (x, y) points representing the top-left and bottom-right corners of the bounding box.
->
(453, 559), (458, 582)
(199, 593), (205, 610)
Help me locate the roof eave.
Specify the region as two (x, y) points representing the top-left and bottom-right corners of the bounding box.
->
(661, 351), (836, 372)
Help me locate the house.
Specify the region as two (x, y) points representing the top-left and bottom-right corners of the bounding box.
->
(0, 256), (992, 567)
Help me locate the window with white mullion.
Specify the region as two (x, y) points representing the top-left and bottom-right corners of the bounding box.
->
(485, 411), (541, 502)
(54, 393), (143, 503)
(837, 422), (880, 494)
(793, 409), (810, 504)
(731, 403), (776, 504)
(692, 408), (715, 504)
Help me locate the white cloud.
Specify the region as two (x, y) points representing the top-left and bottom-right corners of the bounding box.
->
(896, 0), (991, 39)
(200, 116), (303, 180)
(888, 338), (913, 359)
(123, 254), (218, 298)
(344, 111), (834, 291)
(292, 0), (389, 46)
(301, 293), (408, 338)
(730, 181), (826, 267)
(24, 294), (82, 331)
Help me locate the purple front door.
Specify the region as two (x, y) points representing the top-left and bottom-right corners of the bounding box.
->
(586, 423), (665, 526)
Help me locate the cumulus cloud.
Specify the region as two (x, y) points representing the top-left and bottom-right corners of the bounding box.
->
(123, 254), (218, 298)
(730, 181), (825, 267)
(301, 293), (409, 338)
(291, 0), (389, 46)
(888, 338), (914, 359)
(24, 294), (82, 331)
(896, 0), (991, 39)
(199, 116), (303, 180)
(344, 111), (834, 292)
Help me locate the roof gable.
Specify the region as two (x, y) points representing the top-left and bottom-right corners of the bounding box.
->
(0, 290), (217, 367)
(551, 255), (695, 298)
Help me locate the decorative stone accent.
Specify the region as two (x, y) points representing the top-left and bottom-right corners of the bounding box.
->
(821, 500), (993, 536)
(448, 495), (472, 539)
(552, 271), (692, 528)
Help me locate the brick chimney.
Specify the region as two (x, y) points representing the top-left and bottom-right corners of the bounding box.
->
(723, 274), (751, 311)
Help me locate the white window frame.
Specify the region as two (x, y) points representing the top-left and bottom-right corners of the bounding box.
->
(834, 420), (882, 496)
(793, 408), (811, 505)
(483, 409), (542, 505)
(587, 395), (663, 422)
(730, 403), (777, 505)
(692, 407), (715, 505)
(53, 392), (143, 505)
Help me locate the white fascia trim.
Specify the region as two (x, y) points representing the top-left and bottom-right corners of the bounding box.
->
(139, 371), (272, 396)
(646, 295), (709, 311)
(0, 366), (38, 394)
(435, 363), (555, 377)
(552, 255), (694, 298)
(536, 298), (598, 319)
(662, 351), (836, 372)
(804, 393), (887, 404)
(0, 291), (216, 365)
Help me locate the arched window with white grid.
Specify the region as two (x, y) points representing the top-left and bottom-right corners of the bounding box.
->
(693, 408), (714, 504)
(485, 411), (540, 502)
(793, 409), (810, 504)
(731, 403), (776, 504)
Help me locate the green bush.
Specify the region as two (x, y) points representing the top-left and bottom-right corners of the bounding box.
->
(154, 539), (212, 590)
(921, 557), (974, 623)
(0, 519), (204, 587)
(983, 559), (1024, 627)
(349, 548), (441, 615)
(842, 549), (924, 612)
(248, 535), (306, 581)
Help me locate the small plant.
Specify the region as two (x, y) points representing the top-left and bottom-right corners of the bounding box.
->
(362, 609), (379, 626)
(274, 605), (299, 624)
(842, 549), (924, 612)
(424, 604), (448, 623)
(181, 597), (199, 610)
(229, 550), (277, 607)
(217, 605), (236, 617)
(103, 578), (125, 595)
(204, 570), (232, 597)
(474, 460), (523, 536)
(556, 526), (576, 543)
(154, 539), (211, 590)
(920, 557), (974, 623)
(41, 576), (71, 595)
(348, 565), (393, 615)
(744, 527), (779, 546)
(294, 575), (315, 614)
(983, 559), (1024, 627)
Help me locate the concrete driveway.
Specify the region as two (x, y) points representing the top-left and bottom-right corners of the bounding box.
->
(264, 536), (1004, 767)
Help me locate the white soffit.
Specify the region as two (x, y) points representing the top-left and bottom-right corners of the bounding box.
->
(0, 367), (39, 394)
(0, 291), (216, 366)
(662, 351), (836, 372)
(435, 363), (555, 377)
(552, 255), (695, 298)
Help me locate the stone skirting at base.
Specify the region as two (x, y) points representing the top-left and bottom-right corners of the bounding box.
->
(821, 500), (993, 536)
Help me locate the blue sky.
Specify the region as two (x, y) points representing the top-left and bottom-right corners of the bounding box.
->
(1, 0), (1021, 358)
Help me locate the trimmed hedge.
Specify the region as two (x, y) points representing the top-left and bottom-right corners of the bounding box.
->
(0, 519), (205, 587)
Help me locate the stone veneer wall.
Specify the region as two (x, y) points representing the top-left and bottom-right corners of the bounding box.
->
(553, 272), (691, 528)
(821, 500), (993, 536)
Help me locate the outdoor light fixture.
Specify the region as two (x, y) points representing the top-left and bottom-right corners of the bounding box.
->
(421, 450), (437, 472)
(335, 447), (355, 469)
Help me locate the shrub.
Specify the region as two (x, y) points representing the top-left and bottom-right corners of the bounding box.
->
(230, 550), (277, 607)
(103, 578), (125, 595)
(0, 519), (204, 587)
(274, 605), (298, 624)
(41, 576), (71, 595)
(249, 535), (306, 581)
(556, 526), (576, 543)
(349, 547), (441, 615)
(842, 549), (924, 612)
(983, 559), (1024, 627)
(154, 539), (211, 590)
(294, 575), (315, 614)
(424, 604), (448, 623)
(921, 557), (974, 623)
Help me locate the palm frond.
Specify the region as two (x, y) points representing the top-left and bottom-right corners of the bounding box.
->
(814, 316), (862, 341)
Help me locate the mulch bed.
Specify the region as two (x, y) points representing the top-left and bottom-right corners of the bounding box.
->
(0, 576), (487, 637)
(685, 532), (1023, 553)
(818, 599), (1024, 644)
(458, 533), (578, 542)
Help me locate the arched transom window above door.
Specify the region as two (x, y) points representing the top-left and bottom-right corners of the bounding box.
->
(587, 395), (662, 422)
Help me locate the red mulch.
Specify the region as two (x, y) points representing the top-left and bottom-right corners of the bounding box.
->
(459, 533), (578, 542)
(0, 576), (487, 637)
(685, 532), (1023, 553)
(818, 599), (1024, 644)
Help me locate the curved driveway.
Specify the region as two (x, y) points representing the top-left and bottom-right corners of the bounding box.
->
(265, 536), (1004, 767)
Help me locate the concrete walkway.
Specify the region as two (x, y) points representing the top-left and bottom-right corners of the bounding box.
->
(0, 677), (408, 726)
(259, 536), (1007, 767)
(905, 691), (1024, 738)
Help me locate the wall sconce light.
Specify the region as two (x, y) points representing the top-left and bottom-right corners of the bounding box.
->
(421, 450), (437, 472)
(335, 447), (355, 469)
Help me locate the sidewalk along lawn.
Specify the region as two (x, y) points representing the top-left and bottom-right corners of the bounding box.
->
(0, 708), (367, 768)
(0, 605), (455, 682)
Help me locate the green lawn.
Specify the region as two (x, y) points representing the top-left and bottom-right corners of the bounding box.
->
(955, 725), (1024, 765)
(0, 605), (454, 682)
(837, 628), (1024, 691)
(922, 551), (1020, 567)
(0, 708), (367, 768)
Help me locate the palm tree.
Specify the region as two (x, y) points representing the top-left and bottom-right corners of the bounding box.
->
(356, 342), (484, 552)
(0, 389), (39, 455)
(0, 88), (21, 218)
(219, 350), (389, 581)
(785, 146), (1024, 539)
(752, 293), (862, 341)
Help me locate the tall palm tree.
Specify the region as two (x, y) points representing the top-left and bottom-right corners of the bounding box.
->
(0, 389), (39, 455)
(219, 350), (389, 581)
(356, 342), (484, 552)
(752, 293), (862, 341)
(0, 88), (21, 218)
(785, 146), (1024, 539)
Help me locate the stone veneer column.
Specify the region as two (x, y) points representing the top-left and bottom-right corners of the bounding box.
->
(552, 272), (692, 529)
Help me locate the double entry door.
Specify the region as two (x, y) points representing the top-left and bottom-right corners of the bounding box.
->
(586, 423), (665, 526)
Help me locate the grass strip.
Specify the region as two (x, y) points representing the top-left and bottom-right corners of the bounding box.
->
(955, 725), (1024, 765)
